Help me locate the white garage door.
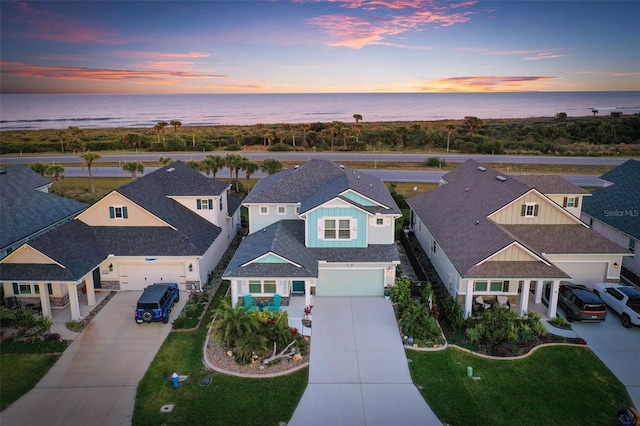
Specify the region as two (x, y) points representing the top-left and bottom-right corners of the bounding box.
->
(317, 268), (383, 297)
(555, 262), (608, 286)
(119, 264), (183, 290)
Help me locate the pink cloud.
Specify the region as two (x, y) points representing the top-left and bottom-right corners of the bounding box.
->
(308, 1), (475, 48)
(0, 62), (228, 84)
(418, 75), (557, 92)
(5, 2), (132, 44)
(114, 51), (210, 59)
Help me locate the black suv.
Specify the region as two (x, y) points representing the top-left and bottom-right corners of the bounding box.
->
(548, 282), (607, 322)
(135, 283), (180, 324)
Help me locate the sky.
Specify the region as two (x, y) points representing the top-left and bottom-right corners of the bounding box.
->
(1, 0), (639, 94)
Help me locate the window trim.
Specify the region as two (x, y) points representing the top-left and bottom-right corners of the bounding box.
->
(109, 205), (128, 219)
(277, 206), (286, 215)
(248, 279), (277, 294)
(323, 217), (352, 240)
(629, 239), (636, 254)
(197, 199), (213, 210)
(522, 202), (538, 218)
(259, 206), (269, 215)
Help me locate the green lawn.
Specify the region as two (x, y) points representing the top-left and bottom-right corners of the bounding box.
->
(0, 354), (60, 410)
(407, 346), (631, 426)
(132, 282), (309, 426)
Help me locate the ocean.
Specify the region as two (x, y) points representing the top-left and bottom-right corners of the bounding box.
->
(1, 92), (639, 131)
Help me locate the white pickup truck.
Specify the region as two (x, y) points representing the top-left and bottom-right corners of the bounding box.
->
(593, 283), (640, 328)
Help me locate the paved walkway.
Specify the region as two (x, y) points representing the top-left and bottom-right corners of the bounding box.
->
(289, 297), (442, 426)
(1, 291), (185, 426)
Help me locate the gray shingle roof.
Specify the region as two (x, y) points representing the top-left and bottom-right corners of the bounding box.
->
(503, 224), (629, 254)
(223, 219), (398, 279)
(465, 261), (570, 279)
(0, 165), (87, 251)
(513, 174), (588, 194)
(244, 159), (400, 215)
(407, 160), (531, 276)
(582, 160), (640, 240)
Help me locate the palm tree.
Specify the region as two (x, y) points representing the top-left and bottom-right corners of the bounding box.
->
(201, 154), (224, 178)
(463, 116), (483, 135)
(56, 130), (66, 153)
(241, 159), (259, 191)
(261, 158), (283, 176)
(445, 124), (456, 153)
(185, 160), (200, 170)
(353, 114), (363, 143)
(47, 164), (65, 190)
(212, 299), (260, 347)
(66, 126), (84, 152)
(158, 156), (173, 166)
(122, 161), (144, 180)
(169, 120), (182, 133)
(31, 162), (48, 176)
(261, 128), (274, 146)
(157, 121), (169, 147)
(80, 151), (101, 195)
(225, 153), (246, 192)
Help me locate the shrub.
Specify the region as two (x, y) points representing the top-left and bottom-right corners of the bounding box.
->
(424, 157), (446, 167)
(400, 300), (439, 342)
(212, 299), (260, 347)
(65, 319), (86, 332)
(391, 276), (412, 314)
(224, 143), (243, 151)
(439, 296), (465, 333)
(268, 143), (293, 152)
(234, 333), (268, 364)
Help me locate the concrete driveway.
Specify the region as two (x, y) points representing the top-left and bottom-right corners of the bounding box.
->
(288, 297), (441, 426)
(1, 291), (186, 426)
(569, 311), (640, 409)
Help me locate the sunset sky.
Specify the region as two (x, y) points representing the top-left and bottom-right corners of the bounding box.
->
(1, 0), (639, 94)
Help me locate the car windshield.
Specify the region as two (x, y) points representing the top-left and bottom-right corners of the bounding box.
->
(626, 298), (640, 313)
(583, 304), (606, 312)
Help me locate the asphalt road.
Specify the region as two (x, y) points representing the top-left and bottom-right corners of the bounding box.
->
(0, 152), (637, 166)
(55, 166), (606, 186)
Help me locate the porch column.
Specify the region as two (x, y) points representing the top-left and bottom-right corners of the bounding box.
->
(518, 280), (531, 317)
(230, 279), (238, 307)
(305, 281), (313, 308)
(67, 283), (81, 320)
(84, 274), (96, 307)
(38, 284), (52, 319)
(547, 279), (560, 319)
(534, 280), (543, 304)
(464, 280), (474, 318)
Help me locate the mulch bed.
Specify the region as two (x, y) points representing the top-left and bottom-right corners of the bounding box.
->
(206, 336), (310, 375)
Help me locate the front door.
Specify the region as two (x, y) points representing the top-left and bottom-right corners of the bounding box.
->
(92, 268), (102, 289)
(292, 280), (305, 294)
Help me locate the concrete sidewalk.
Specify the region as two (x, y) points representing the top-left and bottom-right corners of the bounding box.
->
(289, 297), (442, 426)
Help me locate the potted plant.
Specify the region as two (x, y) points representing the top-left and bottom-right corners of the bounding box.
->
(384, 286), (392, 300)
(302, 305), (313, 328)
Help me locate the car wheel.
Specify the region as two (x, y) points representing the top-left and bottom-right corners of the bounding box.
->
(621, 314), (632, 328)
(162, 315), (169, 324)
(142, 310), (153, 323)
(566, 310), (575, 322)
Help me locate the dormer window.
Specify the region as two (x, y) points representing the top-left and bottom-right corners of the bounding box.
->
(563, 197), (579, 208)
(521, 202), (539, 218)
(197, 199), (213, 210)
(109, 206), (128, 219)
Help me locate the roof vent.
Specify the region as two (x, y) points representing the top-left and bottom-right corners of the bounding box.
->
(477, 166), (486, 172)
(357, 175), (360, 179)
(0, 169), (6, 175)
(465, 188), (469, 192)
(339, 165), (344, 169)
(294, 165), (299, 169)
(496, 175), (507, 182)
(167, 167), (175, 173)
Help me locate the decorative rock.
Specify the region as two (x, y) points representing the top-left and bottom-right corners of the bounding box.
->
(226, 351), (233, 357)
(259, 365), (265, 370)
(292, 353), (302, 362)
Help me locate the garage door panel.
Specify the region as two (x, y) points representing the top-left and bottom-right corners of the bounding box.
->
(317, 269), (383, 297)
(120, 264), (183, 290)
(555, 262), (608, 286)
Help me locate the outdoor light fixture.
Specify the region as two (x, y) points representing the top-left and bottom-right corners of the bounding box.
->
(188, 263), (193, 272)
(108, 263), (113, 272)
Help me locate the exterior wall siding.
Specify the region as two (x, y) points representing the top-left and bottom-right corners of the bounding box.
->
(78, 192), (165, 227)
(490, 192), (577, 225)
(306, 206), (367, 248)
(546, 194), (583, 218)
(4, 246), (55, 264)
(170, 195), (224, 226)
(367, 216), (395, 244)
(487, 244), (538, 262)
(582, 214), (639, 277)
(247, 204), (299, 234)
(341, 190), (378, 206)
(255, 254), (288, 264)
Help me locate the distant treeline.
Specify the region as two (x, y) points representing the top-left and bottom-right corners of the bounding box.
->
(2, 114), (639, 156)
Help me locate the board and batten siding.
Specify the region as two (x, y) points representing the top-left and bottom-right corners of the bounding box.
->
(341, 190), (379, 207)
(3, 245), (56, 264)
(78, 192), (166, 227)
(306, 206), (367, 248)
(489, 192), (577, 225)
(486, 244), (539, 262)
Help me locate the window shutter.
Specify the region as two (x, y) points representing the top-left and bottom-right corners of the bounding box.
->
(277, 280), (285, 294)
(12, 283), (18, 294)
(197, 199), (202, 209)
(533, 204), (539, 217)
(122, 206), (128, 219)
(520, 205), (526, 216)
(575, 197), (580, 208)
(109, 206), (115, 218)
(352, 220), (358, 240)
(563, 197), (568, 207)
(384, 218), (391, 225)
(317, 219), (324, 239)
(240, 280), (248, 293)
(208, 199), (213, 210)
(369, 217), (375, 225)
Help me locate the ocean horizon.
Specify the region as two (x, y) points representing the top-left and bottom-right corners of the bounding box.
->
(1, 91), (639, 131)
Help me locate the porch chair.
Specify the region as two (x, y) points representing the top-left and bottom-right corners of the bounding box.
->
(268, 294), (282, 311)
(475, 296), (490, 311)
(4, 296), (21, 310)
(243, 294), (257, 311)
(496, 296), (510, 309)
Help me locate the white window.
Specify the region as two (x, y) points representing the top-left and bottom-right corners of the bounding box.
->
(277, 206), (286, 215)
(109, 206), (128, 219)
(522, 202), (538, 217)
(248, 279), (277, 294)
(320, 217), (355, 240)
(197, 199), (213, 210)
(630, 239), (636, 254)
(376, 218), (384, 226)
(259, 206), (268, 215)
(566, 197), (577, 208)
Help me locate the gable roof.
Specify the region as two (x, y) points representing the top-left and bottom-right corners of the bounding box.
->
(243, 159), (400, 215)
(0, 165), (87, 251)
(582, 159), (640, 239)
(407, 160), (626, 278)
(512, 174), (588, 195)
(223, 219), (399, 279)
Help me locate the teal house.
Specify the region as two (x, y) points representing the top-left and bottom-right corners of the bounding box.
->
(224, 160), (401, 308)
